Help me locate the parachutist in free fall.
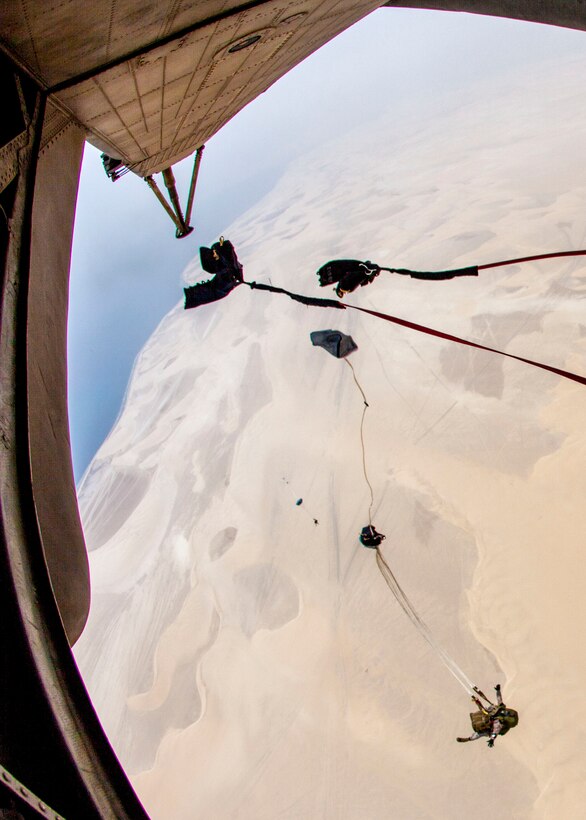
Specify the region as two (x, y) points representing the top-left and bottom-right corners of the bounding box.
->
(457, 684), (519, 747)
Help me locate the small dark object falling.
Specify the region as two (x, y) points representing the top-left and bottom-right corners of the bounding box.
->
(359, 525), (386, 549)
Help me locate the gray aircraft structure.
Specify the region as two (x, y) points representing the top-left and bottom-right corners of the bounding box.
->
(0, 2), (584, 816)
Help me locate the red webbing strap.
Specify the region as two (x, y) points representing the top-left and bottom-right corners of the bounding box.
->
(348, 304), (586, 387)
(245, 274), (586, 386)
(478, 249), (586, 270)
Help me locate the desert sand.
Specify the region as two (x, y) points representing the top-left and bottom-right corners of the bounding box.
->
(74, 53), (586, 818)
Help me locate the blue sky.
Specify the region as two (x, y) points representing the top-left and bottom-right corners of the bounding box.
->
(68, 8), (586, 480)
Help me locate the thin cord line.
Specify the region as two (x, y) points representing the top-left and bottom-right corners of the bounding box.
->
(342, 345), (477, 696)
(375, 547), (476, 697)
(343, 359), (477, 695)
(344, 358), (374, 526)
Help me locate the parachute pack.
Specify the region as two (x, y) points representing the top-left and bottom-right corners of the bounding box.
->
(199, 238), (242, 275)
(184, 238), (243, 308)
(316, 258), (479, 298)
(316, 259), (381, 297)
(470, 711), (492, 733)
